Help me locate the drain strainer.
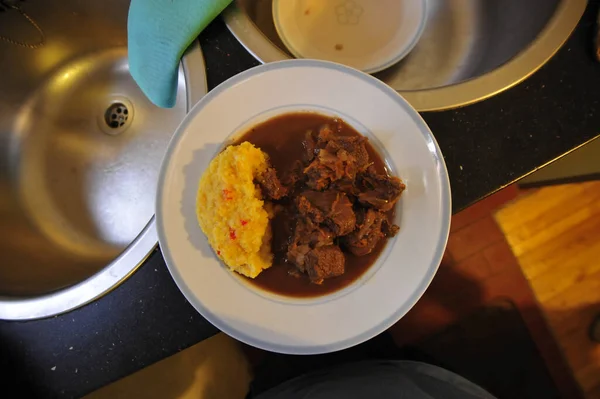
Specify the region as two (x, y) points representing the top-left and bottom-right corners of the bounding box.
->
(105, 102), (129, 129)
(98, 98), (134, 136)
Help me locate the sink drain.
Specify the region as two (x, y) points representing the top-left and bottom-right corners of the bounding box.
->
(99, 98), (134, 136)
(104, 102), (129, 129)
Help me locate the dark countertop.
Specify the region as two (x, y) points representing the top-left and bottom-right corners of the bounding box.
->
(2, 4), (600, 398)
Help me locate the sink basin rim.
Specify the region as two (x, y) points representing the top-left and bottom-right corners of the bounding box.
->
(0, 40), (207, 321)
(223, 0), (586, 111)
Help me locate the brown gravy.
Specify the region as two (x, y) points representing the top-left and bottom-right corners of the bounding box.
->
(234, 112), (394, 297)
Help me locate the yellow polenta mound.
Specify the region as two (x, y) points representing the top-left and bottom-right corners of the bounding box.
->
(196, 141), (273, 278)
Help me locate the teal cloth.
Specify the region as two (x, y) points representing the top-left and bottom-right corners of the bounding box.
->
(128, 0), (232, 108)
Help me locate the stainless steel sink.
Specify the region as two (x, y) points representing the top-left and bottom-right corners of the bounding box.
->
(223, 0), (586, 111)
(0, 0), (207, 319)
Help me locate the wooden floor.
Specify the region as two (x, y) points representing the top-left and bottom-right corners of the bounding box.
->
(495, 181), (600, 398)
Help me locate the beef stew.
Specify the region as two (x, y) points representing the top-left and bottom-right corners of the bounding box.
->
(233, 113), (404, 297)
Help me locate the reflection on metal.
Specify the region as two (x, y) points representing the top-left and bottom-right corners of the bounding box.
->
(223, 0), (586, 111)
(0, 0), (45, 48)
(0, 0), (208, 320)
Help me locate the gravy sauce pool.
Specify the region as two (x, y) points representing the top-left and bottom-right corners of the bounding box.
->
(234, 113), (395, 297)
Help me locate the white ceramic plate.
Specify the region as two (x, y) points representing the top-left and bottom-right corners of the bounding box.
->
(156, 60), (451, 354)
(273, 0), (427, 73)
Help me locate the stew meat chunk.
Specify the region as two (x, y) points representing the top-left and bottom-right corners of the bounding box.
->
(304, 245), (345, 284)
(303, 126), (370, 190)
(278, 124), (402, 284)
(356, 165), (406, 211)
(257, 167), (288, 200)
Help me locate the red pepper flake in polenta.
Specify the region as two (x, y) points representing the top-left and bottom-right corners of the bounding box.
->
(240, 220), (248, 226)
(229, 228), (236, 240)
(217, 250), (221, 256)
(222, 189), (233, 200)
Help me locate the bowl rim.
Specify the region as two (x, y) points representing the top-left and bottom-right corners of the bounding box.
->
(271, 0), (427, 74)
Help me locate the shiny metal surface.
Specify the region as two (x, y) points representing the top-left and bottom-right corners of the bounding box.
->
(0, 0), (207, 319)
(223, 0), (586, 111)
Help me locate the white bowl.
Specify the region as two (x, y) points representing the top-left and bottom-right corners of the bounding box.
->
(156, 60), (451, 354)
(273, 0), (427, 73)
